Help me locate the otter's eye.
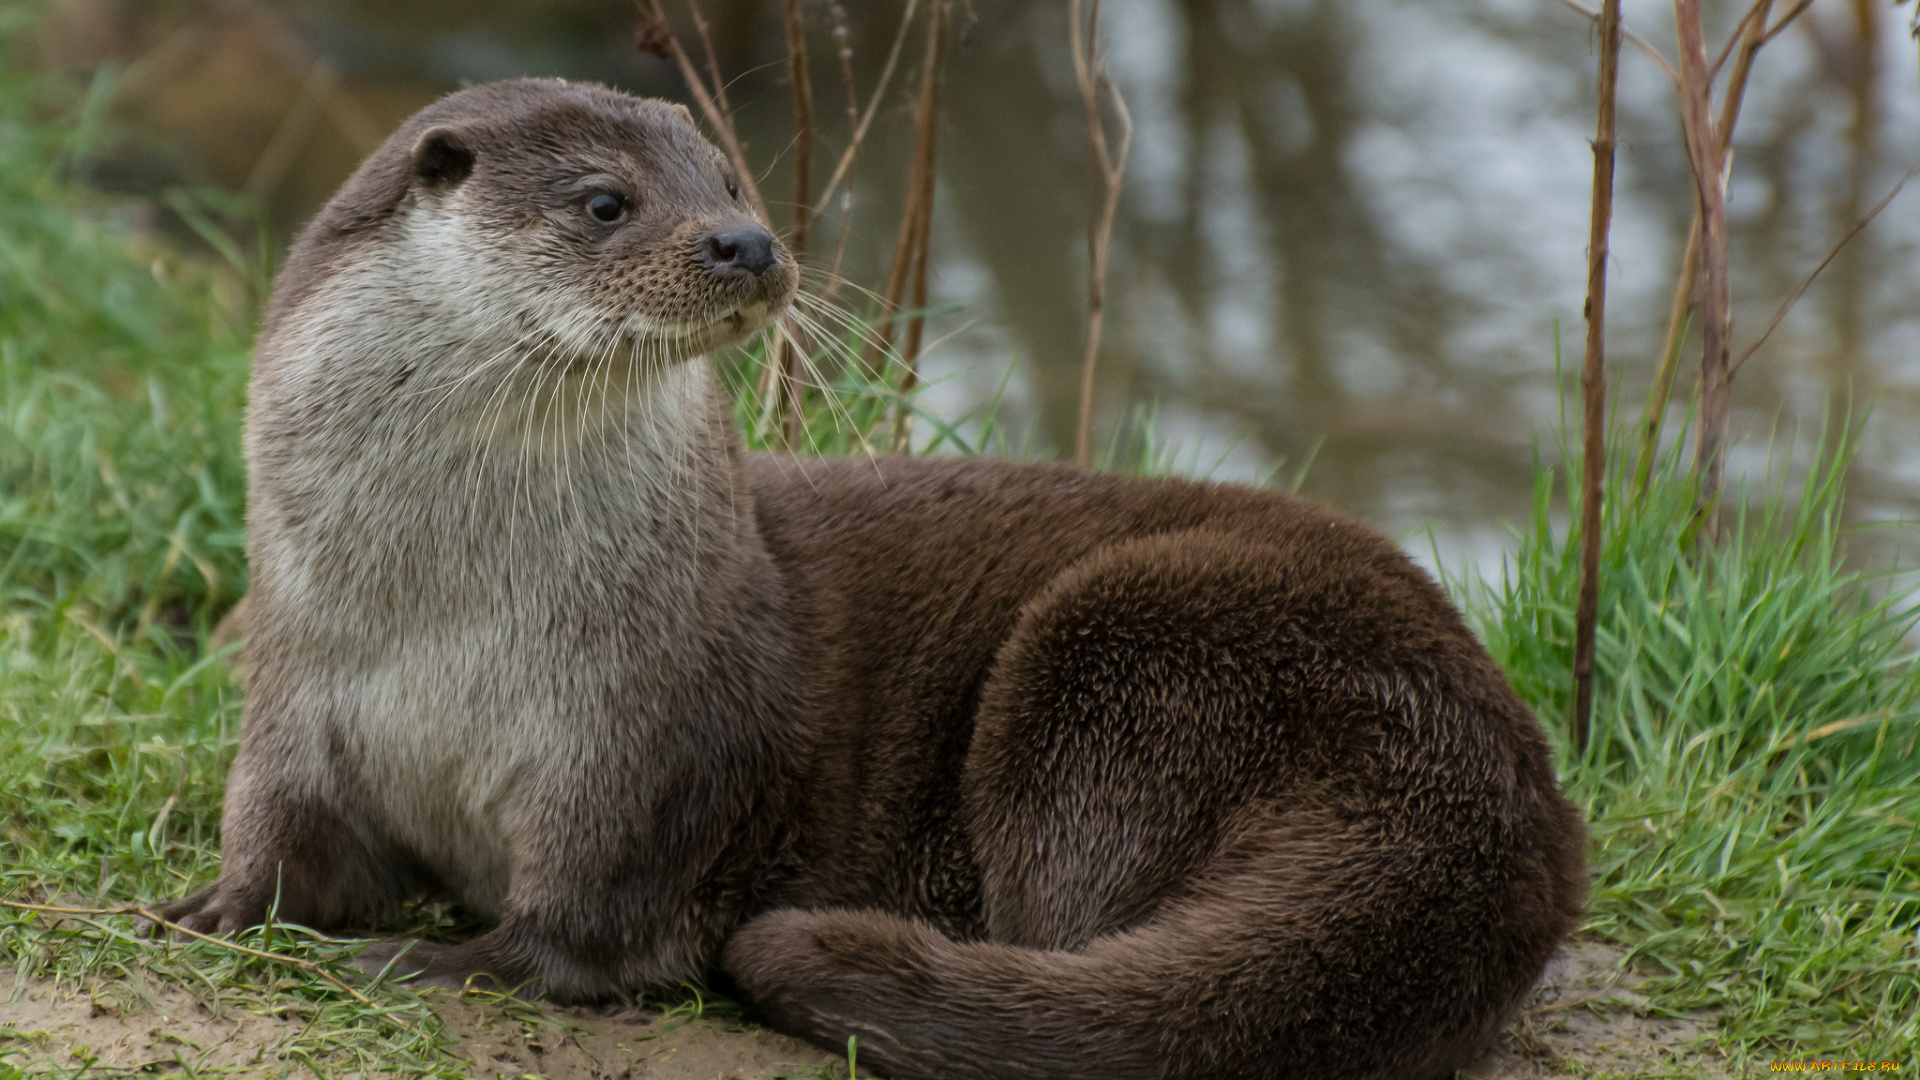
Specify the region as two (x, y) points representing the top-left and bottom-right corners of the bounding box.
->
(587, 193), (627, 223)
(725, 177), (739, 200)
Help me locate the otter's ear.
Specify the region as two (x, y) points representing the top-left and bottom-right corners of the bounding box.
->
(667, 103), (698, 131)
(411, 126), (474, 189)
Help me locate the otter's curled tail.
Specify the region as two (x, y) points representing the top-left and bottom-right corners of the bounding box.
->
(723, 799), (1584, 1080)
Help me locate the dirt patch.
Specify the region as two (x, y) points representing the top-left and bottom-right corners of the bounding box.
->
(0, 975), (835, 1079)
(436, 995), (834, 1080)
(1464, 939), (1733, 1080)
(1, 943), (1730, 1078)
(0, 971), (296, 1074)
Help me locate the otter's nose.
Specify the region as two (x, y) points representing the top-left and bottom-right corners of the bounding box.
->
(699, 227), (777, 278)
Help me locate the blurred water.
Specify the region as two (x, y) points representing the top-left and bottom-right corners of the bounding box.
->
(59, 0), (1920, 576)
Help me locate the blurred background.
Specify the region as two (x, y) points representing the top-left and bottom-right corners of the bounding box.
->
(29, 0), (1920, 573)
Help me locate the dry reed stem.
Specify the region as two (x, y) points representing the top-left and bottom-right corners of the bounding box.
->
(1673, 0), (1732, 530)
(1556, 0), (1682, 88)
(687, 3), (740, 148)
(1760, 0), (1819, 45)
(812, 0), (921, 221)
(876, 0), (947, 453)
(776, 0), (816, 447)
(875, 3), (941, 343)
(635, 0), (794, 442)
(1636, 0), (1794, 496)
(1573, 0), (1623, 756)
(1635, 222), (1697, 499)
(781, 0), (815, 257)
(1731, 159), (1920, 376)
(1637, 224), (1699, 498)
(1070, 0), (1134, 469)
(821, 0), (863, 297)
(633, 0), (767, 222)
(891, 1), (949, 454)
(0, 898), (428, 1041)
(1708, 0), (1769, 78)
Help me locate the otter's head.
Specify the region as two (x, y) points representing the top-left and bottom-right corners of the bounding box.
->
(261, 79), (797, 408)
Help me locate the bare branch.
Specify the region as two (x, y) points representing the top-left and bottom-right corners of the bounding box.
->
(1557, 0), (1682, 89)
(1573, 0), (1623, 755)
(1673, 0), (1733, 527)
(1070, 0), (1134, 468)
(1733, 160), (1920, 375)
(1760, 0), (1819, 46)
(876, 0), (949, 453)
(775, 0), (816, 446)
(1637, 0), (1776, 495)
(820, 0), (862, 296)
(1708, 0), (1768, 81)
(633, 0), (767, 222)
(781, 0), (814, 256)
(687, 2), (738, 134)
(813, 0), (921, 219)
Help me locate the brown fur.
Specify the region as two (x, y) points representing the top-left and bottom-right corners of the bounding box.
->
(156, 79), (1586, 1080)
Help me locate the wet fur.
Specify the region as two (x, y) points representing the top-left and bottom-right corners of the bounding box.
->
(160, 79), (1587, 1079)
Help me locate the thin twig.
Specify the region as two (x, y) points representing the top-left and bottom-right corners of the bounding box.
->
(1556, 0), (1682, 89)
(813, 0), (921, 220)
(1573, 0), (1622, 757)
(873, 23), (932, 358)
(687, 3), (738, 139)
(1731, 160), (1920, 375)
(1635, 226), (1698, 497)
(634, 0), (767, 222)
(821, 0), (863, 299)
(887, 0), (950, 453)
(776, 0), (816, 447)
(1635, 0), (1779, 496)
(1070, 0), (1134, 469)
(1724, 0), (1802, 133)
(869, 0), (947, 452)
(0, 898), (421, 1038)
(1708, 0), (1768, 81)
(1674, 0), (1733, 530)
(1760, 0), (1819, 45)
(780, 0), (815, 257)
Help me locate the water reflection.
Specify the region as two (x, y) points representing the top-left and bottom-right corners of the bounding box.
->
(46, 0), (1920, 571)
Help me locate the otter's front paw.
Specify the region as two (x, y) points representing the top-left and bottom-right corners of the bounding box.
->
(137, 882), (272, 937)
(353, 939), (515, 993)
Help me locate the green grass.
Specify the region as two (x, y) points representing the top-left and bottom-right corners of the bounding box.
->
(1450, 419), (1920, 1064)
(2, 27), (1917, 1080)
(0, 38), (475, 1080)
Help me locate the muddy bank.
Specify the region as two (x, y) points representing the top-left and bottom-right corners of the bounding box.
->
(1, 940), (1725, 1078)
(1466, 940), (1731, 1080)
(0, 973), (832, 1079)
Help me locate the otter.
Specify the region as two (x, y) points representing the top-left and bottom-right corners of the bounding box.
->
(152, 79), (1587, 1080)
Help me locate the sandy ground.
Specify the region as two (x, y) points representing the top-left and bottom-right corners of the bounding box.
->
(0, 972), (833, 1079)
(438, 997), (834, 1080)
(1465, 940), (1732, 1079)
(0, 940), (1731, 1079)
